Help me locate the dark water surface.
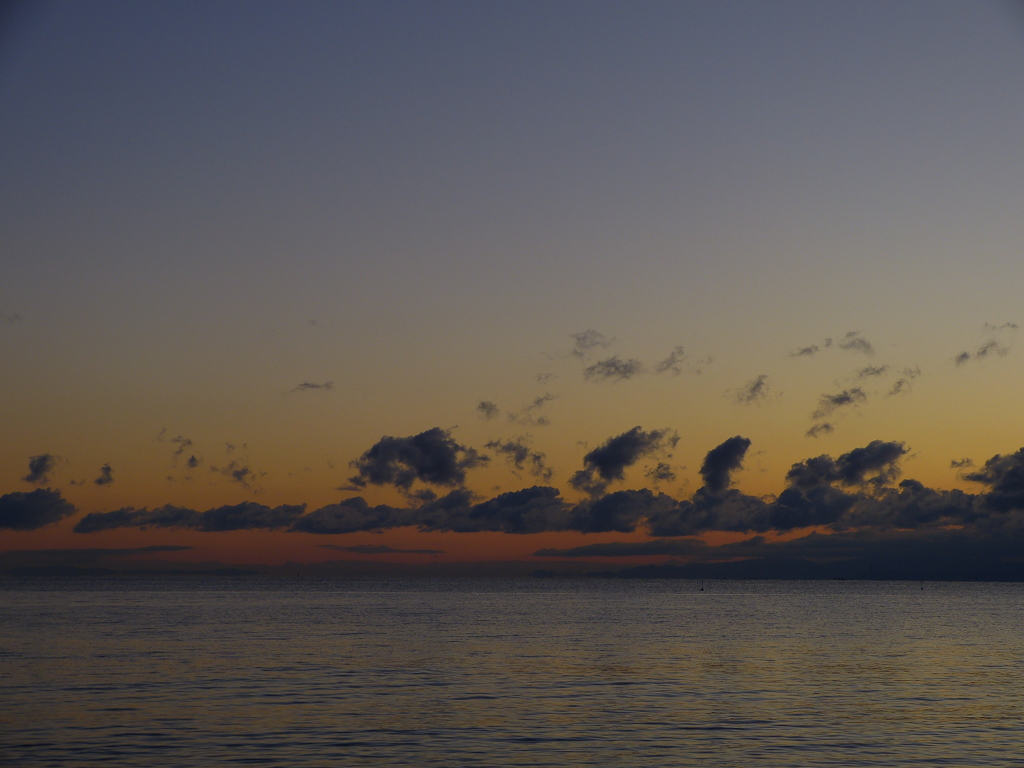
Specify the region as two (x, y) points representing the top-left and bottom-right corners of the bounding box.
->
(3, 578), (1024, 766)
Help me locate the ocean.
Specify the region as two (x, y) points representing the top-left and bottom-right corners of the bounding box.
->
(3, 577), (1024, 766)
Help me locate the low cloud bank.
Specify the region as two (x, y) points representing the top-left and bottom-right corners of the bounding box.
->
(67, 437), (1024, 547)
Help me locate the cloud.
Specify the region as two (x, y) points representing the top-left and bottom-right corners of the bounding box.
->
(320, 544), (444, 555)
(570, 427), (678, 496)
(736, 375), (769, 404)
(655, 346), (686, 375)
(857, 365), (888, 379)
(806, 423), (834, 438)
(0, 489), (76, 530)
(476, 401), (500, 420)
(186, 455), (202, 469)
(75, 502), (306, 533)
(812, 388), (867, 419)
(291, 381), (333, 392)
(645, 462), (677, 484)
(570, 329), (614, 359)
(950, 458), (974, 469)
(955, 340), (1009, 366)
(485, 437), (553, 481)
(583, 356), (644, 383)
(1, 311), (22, 323)
(983, 322), (1018, 332)
(168, 435), (193, 465)
(94, 464), (114, 486)
(837, 331), (874, 355)
(961, 448), (1024, 512)
(888, 366), (920, 396)
(790, 344), (819, 357)
(347, 427), (488, 491)
(209, 460), (259, 488)
(22, 454), (57, 485)
(700, 436), (751, 494)
(507, 394), (555, 426)
(61, 436), (1024, 575)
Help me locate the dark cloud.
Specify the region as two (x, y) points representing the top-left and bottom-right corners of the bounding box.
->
(94, 464), (114, 486)
(888, 367), (920, 396)
(61, 436), (1024, 576)
(476, 401), (500, 420)
(954, 351), (971, 366)
(186, 455), (202, 469)
(786, 440), (907, 489)
(1, 311), (22, 323)
(419, 486), (571, 534)
(583, 356), (644, 383)
(812, 388), (866, 419)
(23, 454), (56, 485)
(348, 428), (488, 491)
(961, 449), (1024, 512)
(984, 322), (1018, 332)
(507, 394), (555, 426)
(485, 437), (553, 481)
(806, 423), (834, 438)
(290, 497), (413, 534)
(700, 436), (751, 494)
(858, 365), (888, 379)
(570, 329), (614, 359)
(291, 381), (333, 392)
(951, 458), (974, 469)
(645, 462), (677, 484)
(320, 544), (444, 555)
(0, 489), (76, 530)
(736, 375), (769, 404)
(570, 427), (678, 496)
(838, 331), (874, 355)
(568, 488), (676, 533)
(209, 460), (259, 488)
(74, 502), (305, 533)
(655, 345), (686, 375)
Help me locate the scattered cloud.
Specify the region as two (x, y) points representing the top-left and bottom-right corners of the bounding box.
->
(23, 454), (57, 485)
(857, 365), (888, 379)
(347, 427), (488, 492)
(812, 388), (867, 419)
(1, 311), (22, 323)
(570, 426), (678, 496)
(0, 489), (76, 530)
(736, 374), (770, 404)
(837, 331), (874, 355)
(570, 329), (615, 359)
(806, 423), (834, 438)
(955, 340), (1010, 366)
(950, 458), (974, 469)
(507, 394), (555, 426)
(645, 462), (677, 484)
(291, 381), (333, 392)
(485, 436), (553, 481)
(476, 401), (500, 420)
(583, 356), (644, 383)
(655, 346), (686, 375)
(790, 344), (820, 357)
(94, 464), (114, 486)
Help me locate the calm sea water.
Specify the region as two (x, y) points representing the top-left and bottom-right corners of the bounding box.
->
(3, 577), (1024, 766)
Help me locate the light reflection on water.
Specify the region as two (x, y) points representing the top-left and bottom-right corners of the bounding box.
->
(3, 578), (1024, 766)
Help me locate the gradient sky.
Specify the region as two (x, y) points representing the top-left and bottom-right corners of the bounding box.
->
(3, 1), (1024, 575)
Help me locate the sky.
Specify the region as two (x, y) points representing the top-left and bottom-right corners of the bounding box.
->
(3, 0), (1024, 578)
